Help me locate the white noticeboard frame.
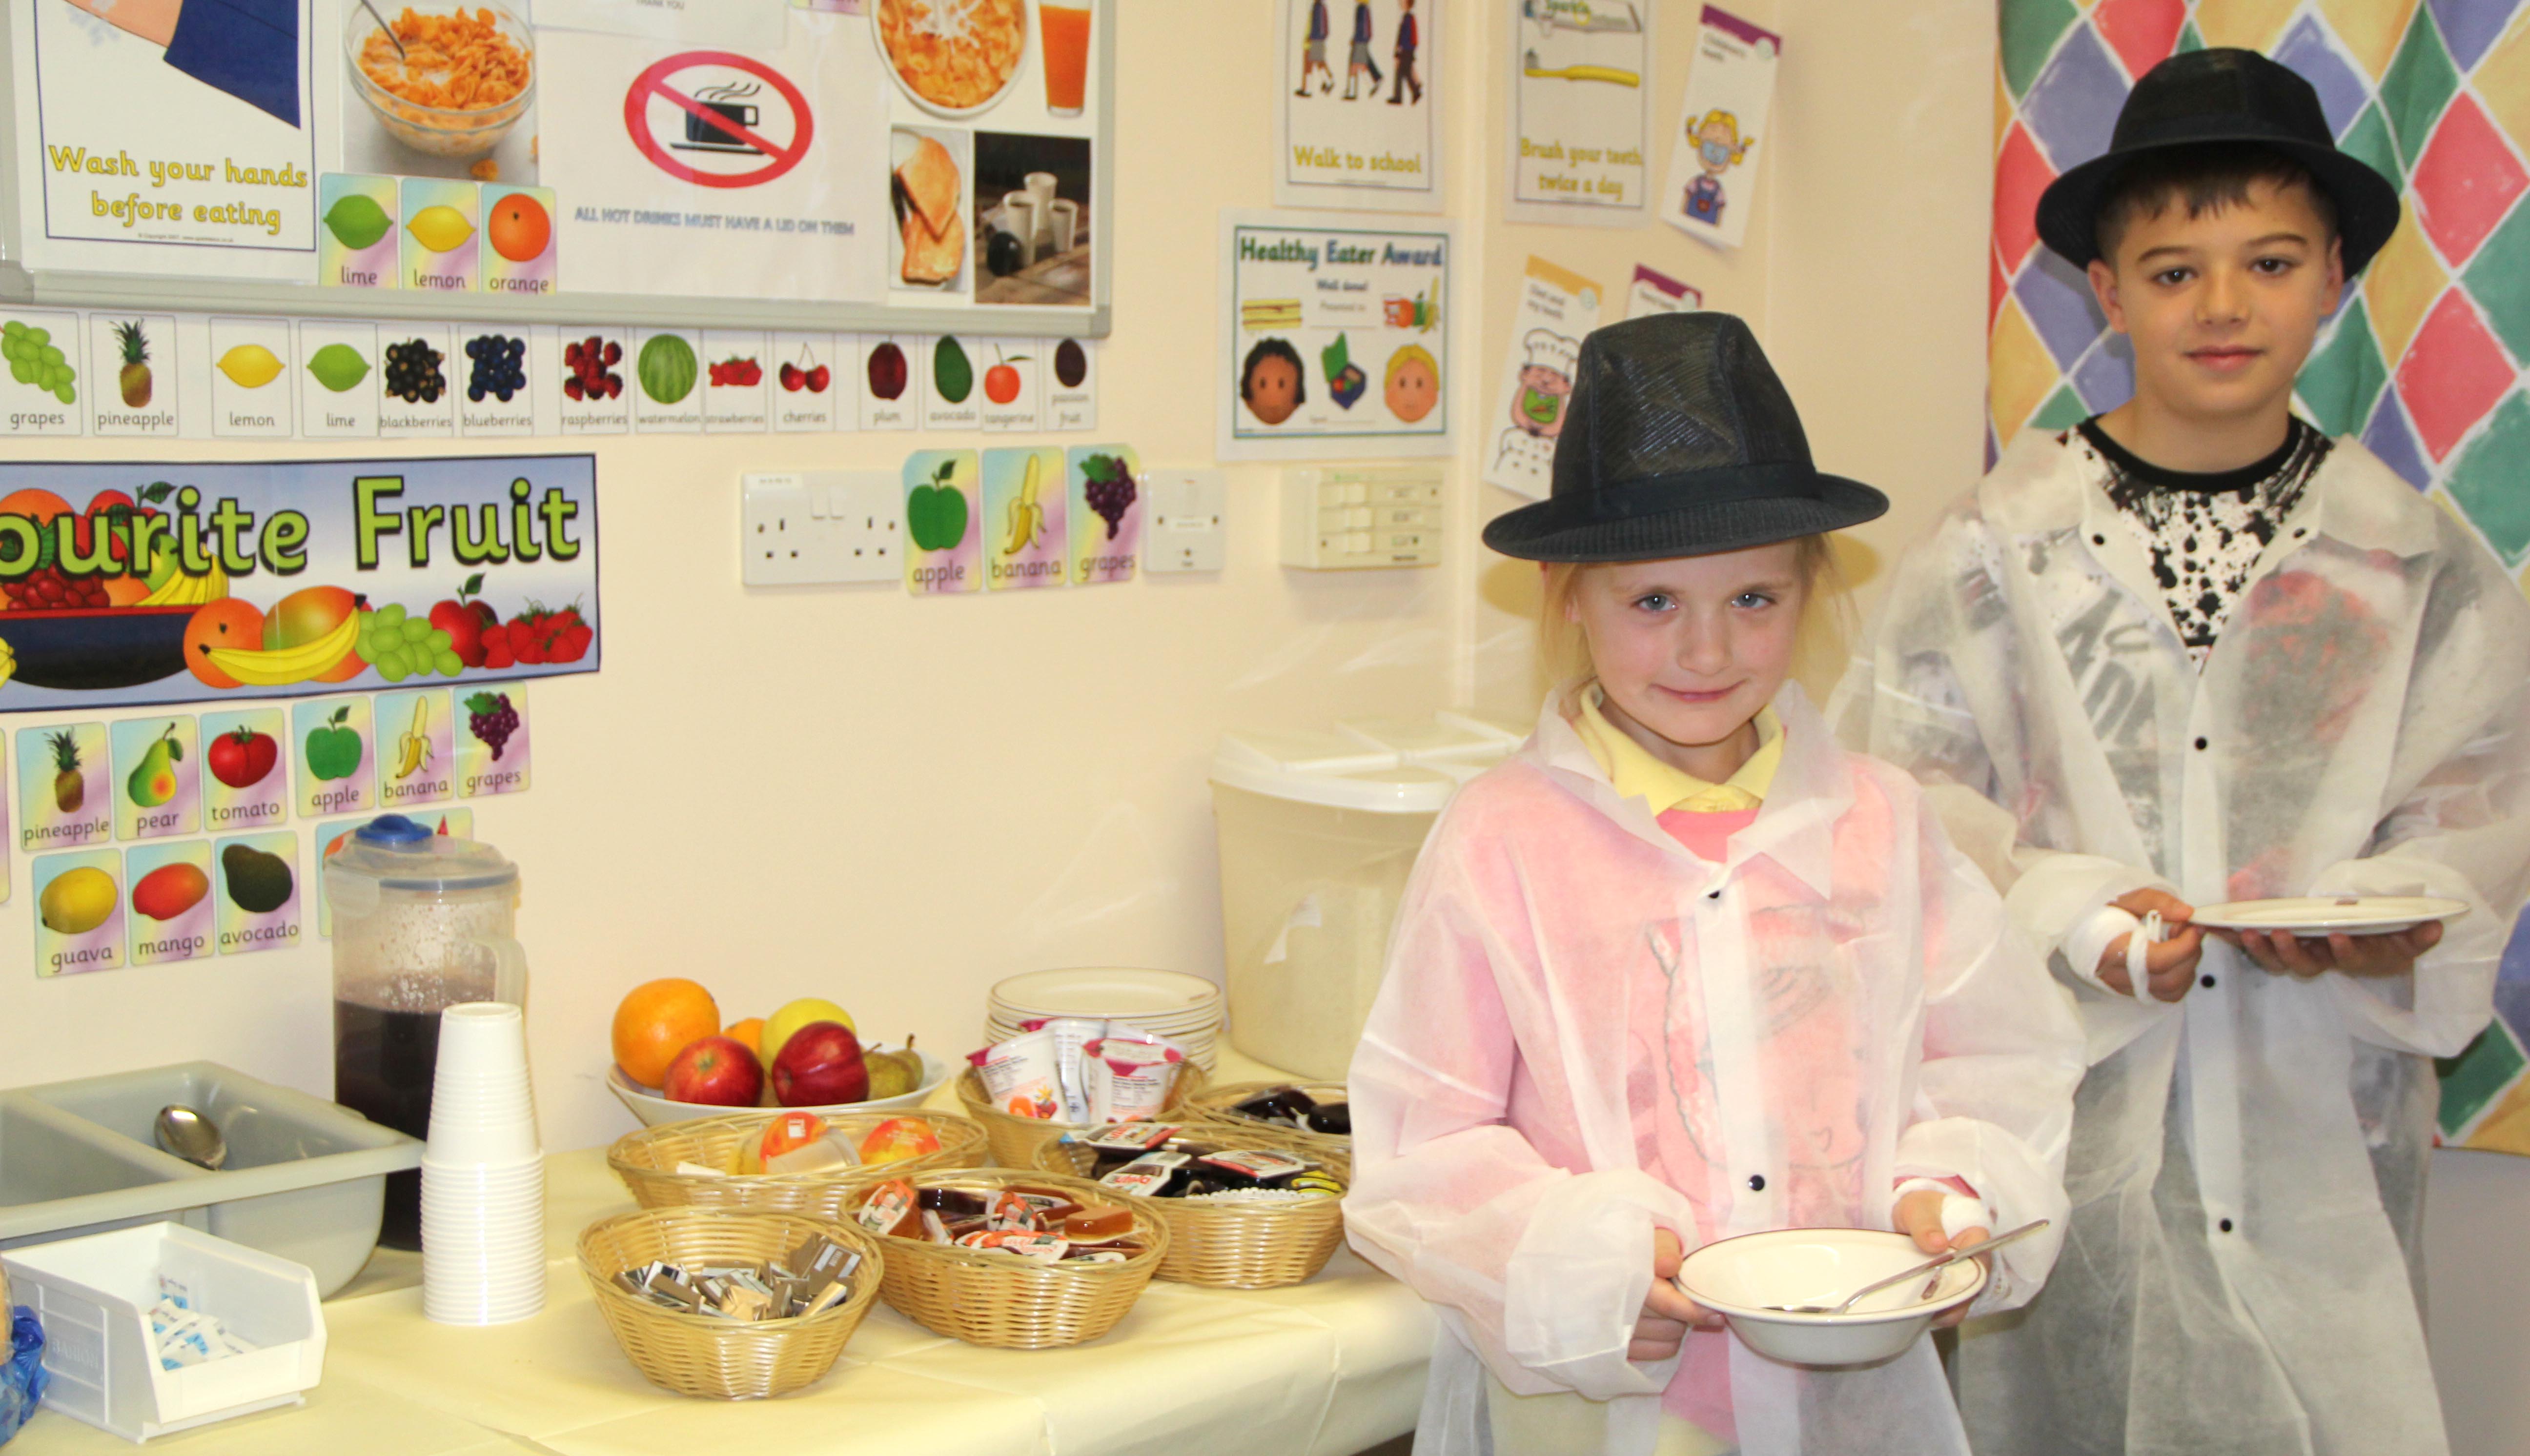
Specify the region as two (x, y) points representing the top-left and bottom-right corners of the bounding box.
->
(0, 0), (1115, 339)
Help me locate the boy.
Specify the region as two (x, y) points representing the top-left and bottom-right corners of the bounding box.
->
(1344, 0), (1383, 100)
(1295, 0), (1332, 97)
(1834, 49), (2530, 1456)
(1388, 0), (1421, 105)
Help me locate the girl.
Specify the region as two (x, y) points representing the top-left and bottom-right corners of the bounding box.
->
(1342, 314), (2085, 1456)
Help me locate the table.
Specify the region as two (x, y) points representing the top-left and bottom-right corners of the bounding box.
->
(9, 1053), (1433, 1455)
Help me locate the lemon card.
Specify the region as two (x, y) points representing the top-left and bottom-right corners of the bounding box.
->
(294, 698), (374, 820)
(377, 689), (454, 809)
(200, 708), (288, 833)
(319, 174), (400, 290)
(34, 849), (124, 977)
(315, 809), (471, 938)
(455, 687), (530, 798)
(214, 829), (301, 957)
(209, 317), (294, 438)
(402, 178), (481, 294)
(984, 447), (1067, 590)
(904, 450), (981, 595)
(18, 722), (110, 853)
(126, 841), (214, 968)
(112, 715), (199, 841)
(1068, 445), (1143, 585)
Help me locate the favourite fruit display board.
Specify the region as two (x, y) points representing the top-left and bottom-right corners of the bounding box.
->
(2, 0), (1111, 336)
(0, 453), (596, 712)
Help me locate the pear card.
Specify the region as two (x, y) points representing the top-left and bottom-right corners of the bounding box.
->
(113, 715), (199, 841)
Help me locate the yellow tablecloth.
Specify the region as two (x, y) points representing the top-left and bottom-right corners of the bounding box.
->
(9, 1052), (1433, 1455)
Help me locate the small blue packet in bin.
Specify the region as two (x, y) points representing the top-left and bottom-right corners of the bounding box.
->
(0, 1306), (46, 1445)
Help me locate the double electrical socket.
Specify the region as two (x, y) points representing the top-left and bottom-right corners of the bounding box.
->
(740, 472), (904, 586)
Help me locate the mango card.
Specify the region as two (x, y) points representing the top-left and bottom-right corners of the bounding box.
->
(33, 849), (124, 976)
(18, 722), (111, 852)
(984, 446), (1067, 590)
(200, 708), (288, 833)
(214, 830), (302, 957)
(314, 808), (473, 937)
(375, 688), (454, 810)
(1068, 445), (1143, 585)
(904, 450), (981, 595)
(112, 715), (198, 841)
(402, 177), (480, 294)
(319, 173), (400, 289)
(294, 698), (374, 820)
(126, 840), (214, 967)
(480, 185), (557, 296)
(455, 687), (529, 798)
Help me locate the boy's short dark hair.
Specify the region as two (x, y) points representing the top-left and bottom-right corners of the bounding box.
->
(2094, 142), (2340, 265)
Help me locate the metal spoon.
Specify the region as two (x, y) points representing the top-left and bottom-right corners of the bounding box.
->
(153, 1104), (227, 1171)
(1762, 1219), (2050, 1315)
(360, 0), (409, 63)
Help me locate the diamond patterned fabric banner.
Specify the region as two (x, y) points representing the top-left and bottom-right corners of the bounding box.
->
(1990, 0), (2530, 1154)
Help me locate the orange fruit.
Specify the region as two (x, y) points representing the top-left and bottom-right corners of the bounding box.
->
(183, 598), (266, 688)
(486, 193), (550, 263)
(0, 488), (72, 523)
(724, 1017), (765, 1056)
(102, 575), (152, 606)
(612, 978), (720, 1088)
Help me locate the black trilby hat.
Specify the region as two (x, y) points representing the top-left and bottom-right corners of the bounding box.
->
(1481, 313), (1886, 564)
(2037, 48), (2402, 275)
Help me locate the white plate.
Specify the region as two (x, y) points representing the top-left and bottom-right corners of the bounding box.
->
(2187, 896), (2468, 935)
(606, 1045), (950, 1128)
(990, 967), (1223, 1019)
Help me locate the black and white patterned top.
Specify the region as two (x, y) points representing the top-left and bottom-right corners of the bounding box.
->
(2071, 417), (2331, 670)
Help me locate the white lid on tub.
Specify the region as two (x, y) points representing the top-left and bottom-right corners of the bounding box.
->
(1213, 712), (1518, 812)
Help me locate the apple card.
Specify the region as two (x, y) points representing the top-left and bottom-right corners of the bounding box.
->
(294, 697), (375, 819)
(903, 450), (981, 596)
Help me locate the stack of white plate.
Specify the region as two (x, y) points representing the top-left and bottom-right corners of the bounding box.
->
(985, 967), (1224, 1072)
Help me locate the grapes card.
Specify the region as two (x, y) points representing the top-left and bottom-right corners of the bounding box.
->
(456, 686), (530, 797)
(1067, 445), (1143, 585)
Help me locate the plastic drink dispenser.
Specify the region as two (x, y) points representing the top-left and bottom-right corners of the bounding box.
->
(325, 814), (526, 1250)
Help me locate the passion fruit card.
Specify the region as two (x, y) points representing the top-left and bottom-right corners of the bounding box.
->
(294, 697), (374, 820)
(126, 840), (214, 968)
(112, 714), (199, 842)
(213, 829), (301, 957)
(984, 447), (1067, 591)
(200, 708), (288, 833)
(18, 721), (110, 853)
(904, 450), (981, 596)
(33, 848), (124, 977)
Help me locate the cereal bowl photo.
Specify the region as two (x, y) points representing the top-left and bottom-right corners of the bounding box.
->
(1675, 1227), (1987, 1367)
(871, 0), (1027, 119)
(346, 1), (535, 160)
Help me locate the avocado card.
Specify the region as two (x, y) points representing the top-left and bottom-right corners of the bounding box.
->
(294, 698), (374, 820)
(34, 849), (124, 977)
(455, 687), (530, 798)
(319, 173), (399, 290)
(314, 807), (472, 938)
(773, 333), (845, 433)
(401, 177), (480, 294)
(632, 329), (705, 433)
(208, 317), (294, 439)
(904, 450), (981, 595)
(977, 343), (1042, 433)
(921, 337), (982, 432)
(480, 185), (557, 294)
(858, 335), (920, 430)
(702, 331), (771, 433)
(558, 326), (633, 435)
(1046, 336), (1098, 432)
(298, 319), (382, 440)
(214, 829), (301, 957)
(112, 716), (199, 842)
(377, 323), (458, 439)
(984, 447), (1068, 591)
(19, 722), (111, 853)
(126, 840), (214, 967)
(1068, 445), (1143, 585)
(200, 708), (288, 834)
(376, 688), (454, 810)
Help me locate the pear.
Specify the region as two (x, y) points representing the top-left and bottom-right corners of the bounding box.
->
(865, 1037), (923, 1101)
(125, 725), (181, 809)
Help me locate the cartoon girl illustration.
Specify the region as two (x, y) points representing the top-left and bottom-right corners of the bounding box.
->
(1684, 109), (1752, 226)
(1241, 338), (1307, 426)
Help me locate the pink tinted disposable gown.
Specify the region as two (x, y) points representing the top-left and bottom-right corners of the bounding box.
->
(1344, 687), (2084, 1456)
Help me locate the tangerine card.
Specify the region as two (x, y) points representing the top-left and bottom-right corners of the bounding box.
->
(214, 829), (302, 957)
(294, 698), (374, 819)
(375, 688), (454, 809)
(126, 840), (214, 967)
(454, 687), (529, 797)
(112, 715), (199, 842)
(33, 848), (124, 977)
(903, 450), (981, 596)
(18, 722), (111, 853)
(200, 708), (288, 834)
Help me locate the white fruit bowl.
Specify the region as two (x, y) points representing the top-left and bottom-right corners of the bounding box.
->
(1675, 1227), (1986, 1367)
(606, 1044), (950, 1127)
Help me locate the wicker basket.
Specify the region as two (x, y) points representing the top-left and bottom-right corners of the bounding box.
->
(578, 1207), (885, 1399)
(1036, 1123), (1350, 1289)
(846, 1169), (1168, 1349)
(953, 1061), (1209, 1170)
(608, 1109), (988, 1219)
(1183, 1079), (1351, 1160)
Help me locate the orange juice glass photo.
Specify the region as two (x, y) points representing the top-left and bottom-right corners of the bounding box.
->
(1040, 2), (1090, 117)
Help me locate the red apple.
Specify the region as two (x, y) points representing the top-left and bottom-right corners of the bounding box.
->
(771, 1021), (868, 1106)
(663, 1035), (764, 1106)
(427, 575), (501, 668)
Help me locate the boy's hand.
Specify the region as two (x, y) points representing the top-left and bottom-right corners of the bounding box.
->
(2096, 888), (2205, 1002)
(1895, 1190), (1989, 1329)
(1633, 1228), (1720, 1362)
(2220, 919), (2442, 979)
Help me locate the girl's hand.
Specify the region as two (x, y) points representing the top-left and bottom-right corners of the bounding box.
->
(2096, 888), (2206, 1002)
(1894, 1190), (1988, 1330)
(2219, 919), (2442, 979)
(1633, 1228), (1719, 1362)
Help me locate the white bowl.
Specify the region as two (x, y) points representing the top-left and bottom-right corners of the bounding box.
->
(605, 1044), (950, 1127)
(1675, 1227), (1986, 1367)
(870, 0), (1027, 120)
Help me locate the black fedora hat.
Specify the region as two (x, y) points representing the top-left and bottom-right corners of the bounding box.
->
(2036, 48), (2401, 275)
(1481, 313), (1886, 564)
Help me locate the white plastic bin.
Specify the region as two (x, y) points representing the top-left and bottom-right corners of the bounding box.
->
(3, 1223), (324, 1442)
(1211, 712), (1524, 1078)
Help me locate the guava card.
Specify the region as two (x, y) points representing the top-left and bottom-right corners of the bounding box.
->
(34, 848), (124, 977)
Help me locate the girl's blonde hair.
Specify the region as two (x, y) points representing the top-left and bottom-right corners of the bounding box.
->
(1539, 535), (1850, 704)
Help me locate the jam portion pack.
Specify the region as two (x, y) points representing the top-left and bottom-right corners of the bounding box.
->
(1228, 1085), (1351, 1137)
(1067, 1126), (1348, 1203)
(856, 1178), (1148, 1263)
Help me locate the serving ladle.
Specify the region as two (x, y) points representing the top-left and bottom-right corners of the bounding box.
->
(153, 1104), (227, 1171)
(1759, 1219), (2049, 1315)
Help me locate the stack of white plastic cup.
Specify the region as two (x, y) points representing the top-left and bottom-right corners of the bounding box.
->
(421, 1001), (545, 1325)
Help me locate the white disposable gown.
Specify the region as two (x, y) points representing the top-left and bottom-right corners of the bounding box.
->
(1831, 431), (2530, 1456)
(1344, 687), (2084, 1456)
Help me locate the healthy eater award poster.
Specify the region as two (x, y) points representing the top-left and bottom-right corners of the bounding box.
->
(1219, 210), (1453, 462)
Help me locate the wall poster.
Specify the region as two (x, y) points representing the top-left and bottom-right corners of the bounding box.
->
(1275, 0), (1441, 213)
(1503, 0), (1651, 226)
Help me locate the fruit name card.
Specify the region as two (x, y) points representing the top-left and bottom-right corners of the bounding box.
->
(903, 451), (980, 596)
(33, 848), (122, 977)
(127, 839), (213, 967)
(294, 697), (374, 820)
(200, 707), (288, 831)
(111, 714), (198, 840)
(213, 829), (301, 957)
(17, 721), (109, 852)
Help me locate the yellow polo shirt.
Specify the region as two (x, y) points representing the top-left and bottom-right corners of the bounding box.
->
(1574, 688), (1781, 812)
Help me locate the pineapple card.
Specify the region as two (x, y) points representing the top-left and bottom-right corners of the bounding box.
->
(1067, 445), (1143, 585)
(213, 830), (301, 956)
(375, 688), (454, 809)
(984, 447), (1067, 590)
(294, 698), (374, 820)
(200, 708), (288, 833)
(34, 849), (124, 977)
(455, 687), (529, 798)
(127, 840), (214, 968)
(315, 808), (472, 938)
(112, 716), (199, 841)
(88, 314), (178, 437)
(19, 722), (111, 852)
(903, 450), (981, 596)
